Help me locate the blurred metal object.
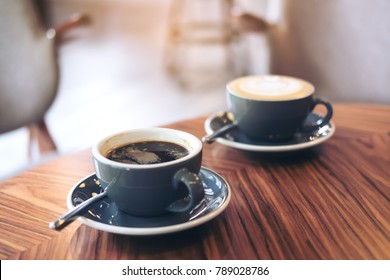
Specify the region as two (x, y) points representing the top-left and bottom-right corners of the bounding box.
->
(165, 0), (241, 87)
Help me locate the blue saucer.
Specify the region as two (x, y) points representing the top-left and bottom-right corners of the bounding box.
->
(67, 167), (231, 235)
(204, 112), (335, 152)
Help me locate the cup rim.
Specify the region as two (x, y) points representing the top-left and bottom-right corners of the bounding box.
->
(92, 127), (202, 169)
(226, 75), (314, 101)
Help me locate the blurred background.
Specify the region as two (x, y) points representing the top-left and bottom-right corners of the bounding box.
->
(1, 0), (389, 180)
(0, 0), (270, 180)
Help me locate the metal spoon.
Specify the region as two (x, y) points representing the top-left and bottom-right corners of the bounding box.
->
(49, 177), (118, 230)
(49, 191), (108, 230)
(202, 112), (237, 143)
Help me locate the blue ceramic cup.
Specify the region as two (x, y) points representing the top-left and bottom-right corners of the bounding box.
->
(92, 128), (204, 217)
(227, 75), (333, 141)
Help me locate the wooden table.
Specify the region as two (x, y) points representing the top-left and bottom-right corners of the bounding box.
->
(0, 104), (389, 260)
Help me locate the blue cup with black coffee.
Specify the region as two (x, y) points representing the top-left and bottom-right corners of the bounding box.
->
(92, 128), (204, 217)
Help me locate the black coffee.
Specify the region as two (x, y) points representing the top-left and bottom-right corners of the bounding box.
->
(106, 141), (189, 165)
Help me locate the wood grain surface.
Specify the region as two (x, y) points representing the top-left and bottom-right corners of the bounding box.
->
(0, 104), (389, 260)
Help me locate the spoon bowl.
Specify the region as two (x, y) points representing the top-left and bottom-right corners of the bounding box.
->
(202, 112), (237, 143)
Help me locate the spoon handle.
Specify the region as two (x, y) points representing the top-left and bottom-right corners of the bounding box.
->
(202, 123), (237, 143)
(49, 191), (107, 231)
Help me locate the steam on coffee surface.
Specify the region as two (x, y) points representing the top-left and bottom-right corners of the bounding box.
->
(106, 141), (189, 165)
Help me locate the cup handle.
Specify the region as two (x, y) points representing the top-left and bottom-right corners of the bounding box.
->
(302, 98), (333, 131)
(166, 168), (205, 213)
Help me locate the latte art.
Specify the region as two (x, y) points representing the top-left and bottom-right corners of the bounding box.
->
(228, 75), (314, 101)
(240, 76), (302, 96)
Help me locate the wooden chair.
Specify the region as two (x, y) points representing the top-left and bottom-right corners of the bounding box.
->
(0, 1), (90, 160)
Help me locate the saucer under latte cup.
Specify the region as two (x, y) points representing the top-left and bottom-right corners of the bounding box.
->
(227, 75), (333, 141)
(92, 128), (204, 217)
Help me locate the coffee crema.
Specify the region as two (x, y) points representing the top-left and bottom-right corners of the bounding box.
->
(227, 75), (314, 101)
(106, 141), (189, 165)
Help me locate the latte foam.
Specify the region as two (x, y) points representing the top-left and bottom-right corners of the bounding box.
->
(227, 75), (314, 101)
